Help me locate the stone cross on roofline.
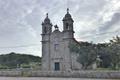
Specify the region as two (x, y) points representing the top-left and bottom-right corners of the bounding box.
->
(54, 25), (59, 30)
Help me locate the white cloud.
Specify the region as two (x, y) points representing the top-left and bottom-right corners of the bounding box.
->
(0, 0), (119, 56)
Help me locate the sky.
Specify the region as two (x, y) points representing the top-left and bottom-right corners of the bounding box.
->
(0, 0), (120, 57)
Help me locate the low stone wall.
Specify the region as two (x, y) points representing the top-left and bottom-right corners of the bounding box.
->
(0, 70), (21, 77)
(0, 70), (120, 79)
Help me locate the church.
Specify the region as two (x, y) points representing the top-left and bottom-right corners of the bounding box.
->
(41, 9), (82, 71)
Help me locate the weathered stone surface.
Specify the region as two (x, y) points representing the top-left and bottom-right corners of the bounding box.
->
(0, 70), (120, 79)
(41, 9), (82, 71)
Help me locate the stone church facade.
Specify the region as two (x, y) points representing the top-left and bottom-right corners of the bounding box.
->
(41, 9), (82, 71)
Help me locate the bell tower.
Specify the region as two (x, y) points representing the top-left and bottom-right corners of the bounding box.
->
(63, 8), (74, 38)
(42, 13), (52, 34)
(41, 13), (52, 71)
(62, 8), (75, 71)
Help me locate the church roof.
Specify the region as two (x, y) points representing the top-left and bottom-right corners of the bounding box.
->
(44, 13), (51, 24)
(63, 8), (74, 22)
(53, 29), (61, 33)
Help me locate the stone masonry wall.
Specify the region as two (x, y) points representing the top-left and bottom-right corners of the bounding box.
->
(0, 70), (119, 79)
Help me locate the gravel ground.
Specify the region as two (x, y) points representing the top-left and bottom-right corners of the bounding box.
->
(0, 77), (118, 80)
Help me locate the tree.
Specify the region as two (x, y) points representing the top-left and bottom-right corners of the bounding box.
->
(69, 42), (97, 69)
(96, 43), (111, 68)
(69, 36), (120, 70)
(108, 36), (120, 70)
(0, 52), (41, 69)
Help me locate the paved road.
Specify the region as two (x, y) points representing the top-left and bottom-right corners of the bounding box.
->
(0, 77), (118, 80)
